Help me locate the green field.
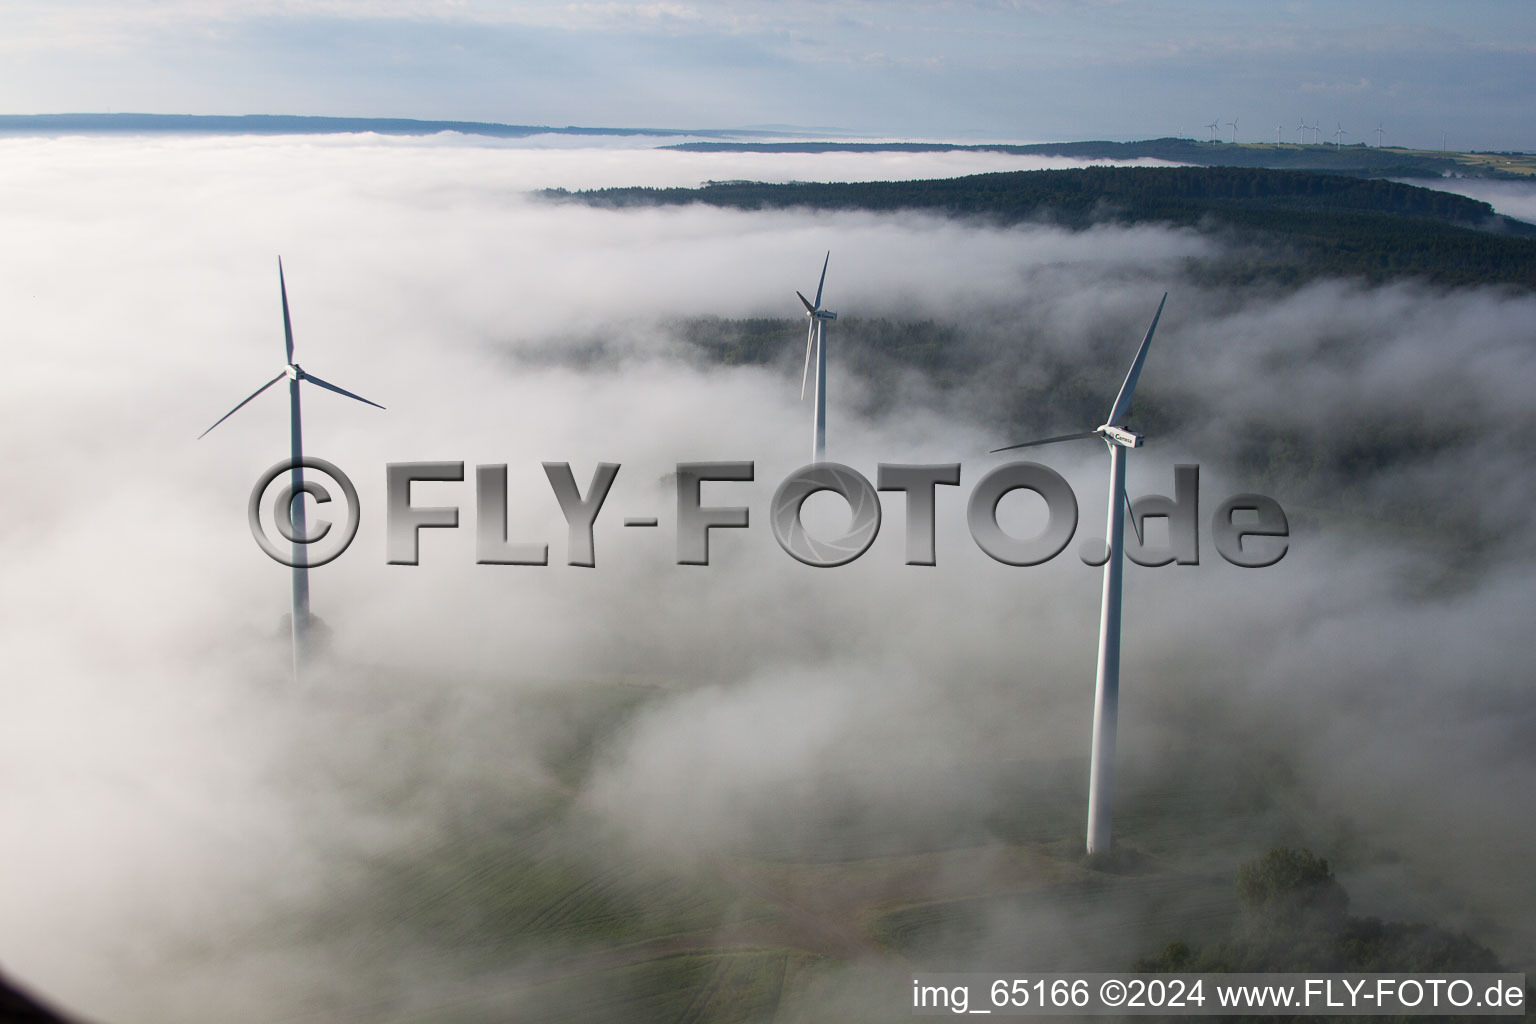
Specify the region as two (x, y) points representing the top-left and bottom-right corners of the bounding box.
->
(247, 675), (1383, 1023)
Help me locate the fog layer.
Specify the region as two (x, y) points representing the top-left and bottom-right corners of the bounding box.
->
(0, 135), (1531, 1021)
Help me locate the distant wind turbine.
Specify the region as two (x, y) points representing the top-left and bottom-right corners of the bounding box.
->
(200, 259), (385, 677)
(796, 252), (837, 463)
(1204, 119), (1220, 142)
(1275, 123), (1284, 144)
(1374, 122), (1385, 147)
(1295, 118), (1307, 144)
(1226, 117), (1239, 143)
(991, 293), (1168, 855)
(1334, 122), (1348, 148)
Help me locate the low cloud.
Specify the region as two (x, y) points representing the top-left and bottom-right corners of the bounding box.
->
(1, 134), (1532, 1021)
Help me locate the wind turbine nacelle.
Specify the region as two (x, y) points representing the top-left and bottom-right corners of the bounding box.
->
(817, 310), (837, 320)
(1099, 425), (1143, 448)
(285, 364), (302, 380)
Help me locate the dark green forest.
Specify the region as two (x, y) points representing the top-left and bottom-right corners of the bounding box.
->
(1138, 849), (1504, 975)
(668, 311), (1490, 557)
(1132, 850), (1524, 1024)
(549, 166), (1536, 288)
(665, 136), (1523, 178)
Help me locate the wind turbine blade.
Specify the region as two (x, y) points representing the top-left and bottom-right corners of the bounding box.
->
(800, 320), (815, 399)
(1104, 292), (1168, 426)
(301, 371), (386, 410)
(989, 431), (1099, 454)
(279, 257), (295, 364)
(198, 372), (286, 439)
(813, 251), (829, 310)
(1125, 488), (1144, 546)
(796, 290), (816, 314)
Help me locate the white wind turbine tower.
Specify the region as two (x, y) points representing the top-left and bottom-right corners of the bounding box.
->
(1204, 120), (1220, 142)
(200, 258), (385, 676)
(1226, 117), (1239, 143)
(1374, 122), (1385, 147)
(1295, 118), (1307, 144)
(1334, 122), (1348, 148)
(796, 252), (837, 463)
(991, 293), (1168, 855)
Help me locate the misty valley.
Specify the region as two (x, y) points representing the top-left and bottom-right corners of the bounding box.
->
(2, 134), (1533, 1023)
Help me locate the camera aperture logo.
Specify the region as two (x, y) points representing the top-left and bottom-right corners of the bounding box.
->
(248, 459), (1289, 570)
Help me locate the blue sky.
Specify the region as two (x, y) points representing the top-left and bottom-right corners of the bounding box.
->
(4, 0), (1534, 149)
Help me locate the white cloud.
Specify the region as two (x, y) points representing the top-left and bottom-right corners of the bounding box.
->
(2, 131), (1534, 1021)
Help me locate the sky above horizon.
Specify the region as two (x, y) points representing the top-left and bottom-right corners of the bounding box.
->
(3, 2), (1535, 151)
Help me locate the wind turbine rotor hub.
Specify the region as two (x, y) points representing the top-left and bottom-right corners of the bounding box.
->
(285, 363), (301, 380)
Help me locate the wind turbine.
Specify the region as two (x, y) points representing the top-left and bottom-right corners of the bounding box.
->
(1275, 123), (1284, 144)
(1374, 122), (1385, 147)
(1204, 120), (1220, 142)
(1295, 118), (1307, 144)
(200, 258), (385, 676)
(991, 293), (1168, 855)
(796, 252), (837, 463)
(1334, 122), (1348, 148)
(1226, 117), (1239, 143)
